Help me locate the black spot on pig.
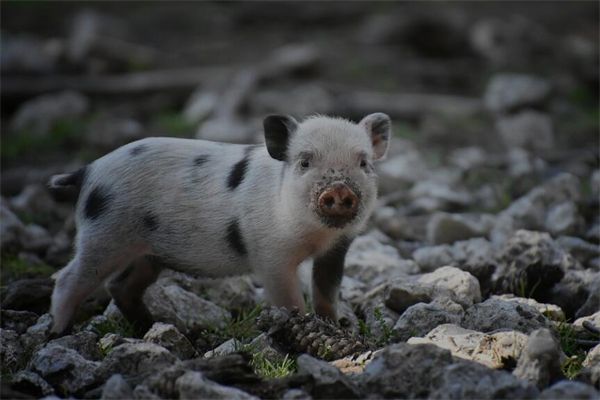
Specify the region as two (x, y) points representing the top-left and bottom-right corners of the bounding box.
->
(193, 155), (209, 167)
(130, 144), (147, 156)
(85, 186), (112, 220)
(227, 148), (252, 190)
(226, 220), (247, 256)
(143, 213), (159, 231)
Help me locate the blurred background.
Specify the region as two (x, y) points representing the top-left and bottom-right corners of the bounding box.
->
(1, 2), (598, 305)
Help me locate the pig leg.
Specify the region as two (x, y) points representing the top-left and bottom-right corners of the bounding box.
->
(106, 255), (163, 334)
(312, 237), (352, 321)
(260, 263), (306, 314)
(50, 236), (146, 335)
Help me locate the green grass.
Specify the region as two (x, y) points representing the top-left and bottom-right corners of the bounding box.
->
(90, 316), (137, 340)
(201, 305), (263, 346)
(557, 321), (587, 379)
(1, 253), (55, 282)
(358, 306), (394, 347)
(152, 112), (196, 138)
(249, 351), (296, 379)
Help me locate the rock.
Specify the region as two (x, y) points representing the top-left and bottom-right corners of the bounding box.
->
(581, 344), (600, 388)
(98, 342), (178, 384)
(448, 146), (487, 170)
(254, 85), (334, 116)
(493, 230), (570, 301)
(144, 282), (231, 335)
(1, 34), (62, 73)
(9, 184), (58, 217)
(85, 115), (144, 152)
(204, 338), (241, 358)
(359, 343), (454, 398)
(574, 311), (600, 330)
(183, 90), (219, 124)
(505, 148), (547, 177)
(539, 380), (599, 399)
(513, 328), (563, 389)
(545, 201), (583, 236)
(101, 374), (133, 400)
(492, 295), (565, 321)
(0, 328), (25, 372)
(0, 198), (26, 250)
(30, 343), (100, 394)
(377, 152), (429, 193)
(247, 333), (285, 363)
(196, 117), (257, 144)
(45, 231), (74, 267)
(571, 272), (599, 320)
(345, 231), (418, 286)
(409, 180), (473, 212)
(484, 73), (551, 114)
(551, 269), (598, 319)
(47, 331), (100, 361)
(462, 298), (551, 334)
(20, 313), (53, 350)
(1, 309), (39, 334)
(9, 371), (55, 397)
(143, 322), (196, 360)
(426, 212), (495, 245)
(429, 361), (539, 399)
(331, 350), (380, 375)
(591, 169), (600, 200)
(379, 280), (435, 315)
(417, 266), (481, 307)
(98, 333), (135, 355)
(491, 173), (581, 244)
(281, 388), (311, 399)
(296, 354), (361, 398)
(556, 236), (600, 264)
(133, 384), (162, 399)
(393, 301), (463, 342)
(496, 111), (554, 152)
(199, 276), (259, 311)
(408, 324), (528, 369)
(10, 91), (89, 136)
(1, 278), (53, 314)
(413, 238), (496, 291)
(21, 224), (53, 253)
(175, 371), (258, 400)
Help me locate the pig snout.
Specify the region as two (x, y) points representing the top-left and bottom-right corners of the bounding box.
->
(317, 182), (359, 225)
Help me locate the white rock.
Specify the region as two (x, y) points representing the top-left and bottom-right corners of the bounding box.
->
(176, 371), (258, 400)
(143, 322), (196, 359)
(491, 295), (565, 321)
(417, 266), (481, 306)
(496, 111), (554, 151)
(484, 74), (551, 114)
(203, 338), (241, 358)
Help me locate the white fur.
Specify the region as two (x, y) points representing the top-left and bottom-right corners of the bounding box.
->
(50, 114), (390, 333)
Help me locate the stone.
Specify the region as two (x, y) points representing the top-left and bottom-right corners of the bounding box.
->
(493, 230), (570, 300)
(429, 361), (539, 399)
(9, 371), (55, 397)
(407, 324), (528, 369)
(204, 338), (241, 358)
(1, 34), (62, 74)
(574, 311), (600, 330)
(199, 276), (259, 311)
(0, 198), (26, 250)
(10, 91), (89, 136)
(573, 272), (599, 320)
(513, 328), (563, 389)
(0, 328), (25, 372)
(551, 269), (599, 319)
(1, 309), (39, 334)
(144, 282), (231, 335)
(247, 333), (285, 364)
(491, 173), (581, 244)
(377, 152), (429, 193)
(492, 295), (565, 321)
(20, 313), (53, 350)
(98, 342), (178, 384)
(581, 344), (600, 388)
(417, 266), (481, 307)
(30, 343), (100, 394)
(175, 371), (258, 400)
(484, 73), (551, 114)
(101, 374), (134, 400)
(426, 212), (495, 245)
(330, 350), (380, 375)
(539, 380), (599, 399)
(345, 231), (418, 286)
(281, 389), (311, 399)
(85, 115), (144, 151)
(1, 278), (54, 315)
(254, 85), (334, 117)
(183, 90), (219, 124)
(412, 238), (497, 291)
(196, 117), (257, 144)
(545, 201), (583, 236)
(506, 148), (547, 177)
(379, 280), (435, 315)
(296, 354), (361, 398)
(393, 301), (463, 342)
(556, 236), (600, 264)
(21, 224), (53, 253)
(47, 331), (100, 361)
(496, 111), (554, 152)
(143, 322), (196, 360)
(359, 343), (454, 398)
(409, 181), (473, 212)
(462, 298), (551, 334)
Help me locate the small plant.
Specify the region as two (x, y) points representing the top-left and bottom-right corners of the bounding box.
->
(250, 351), (296, 379)
(1, 253), (55, 281)
(201, 305), (263, 347)
(373, 306), (394, 347)
(557, 321), (588, 380)
(91, 316), (137, 339)
(562, 354), (585, 380)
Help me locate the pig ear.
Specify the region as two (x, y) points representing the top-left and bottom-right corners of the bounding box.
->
(360, 113), (391, 161)
(263, 115), (298, 161)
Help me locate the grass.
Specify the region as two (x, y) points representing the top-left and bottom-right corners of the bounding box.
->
(358, 306), (394, 347)
(201, 305), (263, 347)
(90, 316), (137, 340)
(0, 253), (55, 282)
(249, 351), (296, 379)
(557, 321), (588, 380)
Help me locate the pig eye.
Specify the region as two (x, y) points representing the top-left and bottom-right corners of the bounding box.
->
(360, 159), (368, 169)
(300, 159), (310, 169)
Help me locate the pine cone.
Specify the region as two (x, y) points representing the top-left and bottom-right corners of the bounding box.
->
(257, 307), (370, 361)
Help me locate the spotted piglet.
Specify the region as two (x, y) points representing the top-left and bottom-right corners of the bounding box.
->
(48, 113), (391, 335)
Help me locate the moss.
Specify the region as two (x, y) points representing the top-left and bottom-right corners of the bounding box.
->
(0, 253), (55, 282)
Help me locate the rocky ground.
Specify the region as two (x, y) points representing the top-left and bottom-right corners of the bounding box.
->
(1, 2), (599, 399)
